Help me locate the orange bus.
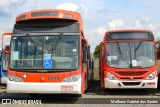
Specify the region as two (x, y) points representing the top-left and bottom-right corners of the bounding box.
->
(99, 30), (158, 89)
(2, 9), (94, 96)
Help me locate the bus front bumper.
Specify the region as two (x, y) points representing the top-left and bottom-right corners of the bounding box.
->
(104, 77), (158, 89)
(7, 79), (82, 94)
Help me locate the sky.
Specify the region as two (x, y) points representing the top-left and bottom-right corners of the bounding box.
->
(0, 0), (160, 52)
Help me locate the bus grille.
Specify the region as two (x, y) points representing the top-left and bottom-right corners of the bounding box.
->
(115, 71), (147, 76)
(122, 82), (141, 86)
(120, 77), (143, 80)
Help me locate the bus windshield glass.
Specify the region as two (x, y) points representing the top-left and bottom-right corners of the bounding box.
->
(10, 35), (79, 70)
(106, 42), (155, 68)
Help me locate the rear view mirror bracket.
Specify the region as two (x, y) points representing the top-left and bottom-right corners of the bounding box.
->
(2, 32), (12, 54)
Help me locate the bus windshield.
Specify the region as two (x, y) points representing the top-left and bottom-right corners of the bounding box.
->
(106, 41), (155, 68)
(10, 35), (79, 70)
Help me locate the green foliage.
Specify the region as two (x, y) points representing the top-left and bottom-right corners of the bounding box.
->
(93, 45), (100, 58)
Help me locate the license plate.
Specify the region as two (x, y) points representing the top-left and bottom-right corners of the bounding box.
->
(61, 86), (73, 91)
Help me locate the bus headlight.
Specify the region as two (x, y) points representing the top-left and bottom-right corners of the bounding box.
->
(107, 72), (117, 80)
(62, 74), (81, 82)
(8, 74), (23, 82)
(146, 71), (157, 80)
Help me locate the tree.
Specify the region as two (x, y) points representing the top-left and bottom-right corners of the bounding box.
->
(93, 45), (100, 58)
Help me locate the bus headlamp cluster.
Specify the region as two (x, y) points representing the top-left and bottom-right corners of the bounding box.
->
(62, 74), (81, 82)
(107, 72), (118, 80)
(8, 74), (23, 82)
(146, 71), (157, 80)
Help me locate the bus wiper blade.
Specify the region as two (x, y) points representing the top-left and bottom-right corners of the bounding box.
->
(116, 41), (123, 59)
(134, 42), (142, 59)
(134, 42), (142, 52)
(52, 33), (63, 53)
(129, 42), (132, 68)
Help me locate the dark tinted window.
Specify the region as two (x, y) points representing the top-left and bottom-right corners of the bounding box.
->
(106, 32), (154, 40)
(31, 12), (58, 17)
(13, 21), (79, 33)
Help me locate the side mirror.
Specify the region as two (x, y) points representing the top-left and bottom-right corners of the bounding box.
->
(2, 32), (12, 54)
(82, 39), (88, 44)
(5, 45), (10, 51)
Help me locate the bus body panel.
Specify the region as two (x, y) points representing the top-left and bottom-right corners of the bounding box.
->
(7, 79), (81, 94)
(81, 65), (87, 93)
(7, 63), (87, 94)
(7, 64), (84, 93)
(103, 66), (158, 89)
(104, 77), (158, 89)
(8, 68), (81, 82)
(16, 9), (84, 34)
(103, 65), (158, 79)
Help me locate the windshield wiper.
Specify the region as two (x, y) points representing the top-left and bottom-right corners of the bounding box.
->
(129, 42), (144, 68)
(116, 41), (123, 60)
(129, 42), (133, 68)
(27, 33), (39, 65)
(51, 33), (63, 55)
(134, 42), (142, 52)
(134, 42), (142, 59)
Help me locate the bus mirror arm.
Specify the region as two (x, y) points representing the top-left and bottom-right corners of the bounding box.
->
(2, 32), (12, 54)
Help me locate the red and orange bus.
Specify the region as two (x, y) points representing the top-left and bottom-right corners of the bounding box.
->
(99, 30), (158, 89)
(2, 9), (94, 95)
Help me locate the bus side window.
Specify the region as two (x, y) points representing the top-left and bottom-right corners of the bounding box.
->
(82, 42), (87, 63)
(156, 42), (159, 52)
(156, 42), (160, 59)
